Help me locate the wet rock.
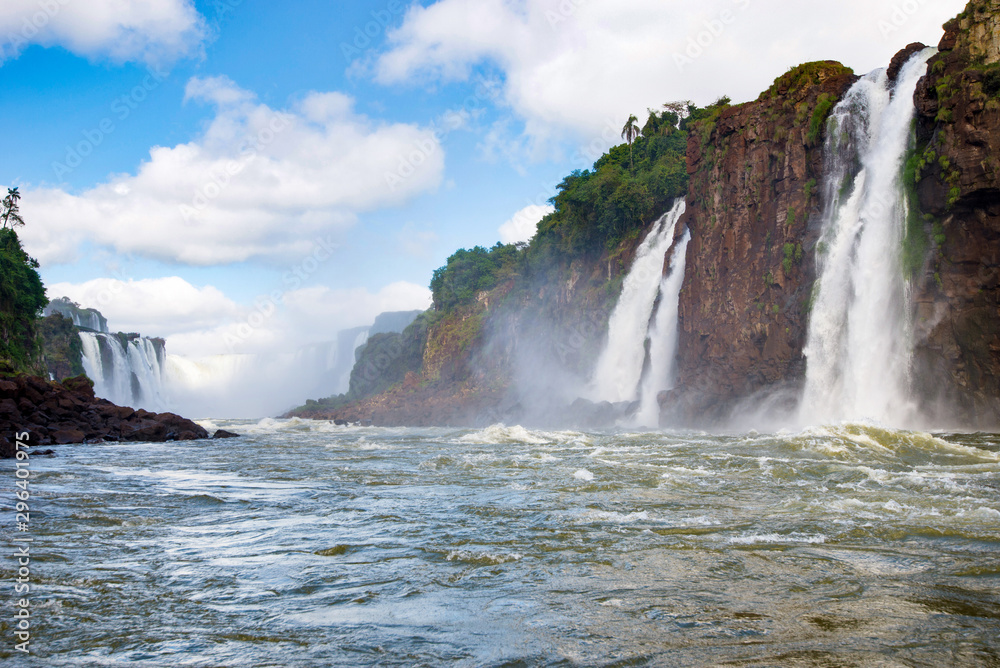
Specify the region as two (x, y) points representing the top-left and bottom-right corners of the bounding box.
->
(212, 429), (240, 439)
(0, 374), (209, 458)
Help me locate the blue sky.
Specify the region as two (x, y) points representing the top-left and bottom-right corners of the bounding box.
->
(0, 0), (966, 357)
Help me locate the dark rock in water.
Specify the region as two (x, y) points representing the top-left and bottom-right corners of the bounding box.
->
(0, 374), (209, 457)
(51, 429), (85, 445)
(334, 419), (348, 426)
(212, 429), (240, 439)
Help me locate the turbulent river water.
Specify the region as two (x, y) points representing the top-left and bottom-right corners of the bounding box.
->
(2, 420), (999, 666)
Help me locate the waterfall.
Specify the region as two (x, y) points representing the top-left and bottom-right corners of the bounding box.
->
(590, 198), (686, 404)
(79, 332), (168, 411)
(635, 229), (691, 427)
(800, 50), (933, 426)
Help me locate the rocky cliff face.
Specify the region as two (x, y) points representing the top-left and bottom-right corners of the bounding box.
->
(667, 62), (857, 422)
(911, 0), (1000, 425)
(291, 240), (648, 426)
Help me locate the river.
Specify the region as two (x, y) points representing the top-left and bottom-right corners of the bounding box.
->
(2, 420), (999, 666)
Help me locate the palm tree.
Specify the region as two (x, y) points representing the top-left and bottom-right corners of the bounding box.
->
(621, 114), (640, 172)
(1, 188), (24, 230)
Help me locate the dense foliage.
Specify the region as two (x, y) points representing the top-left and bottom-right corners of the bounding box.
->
(429, 102), (728, 315)
(0, 227), (48, 374)
(430, 242), (524, 312)
(38, 313), (85, 380)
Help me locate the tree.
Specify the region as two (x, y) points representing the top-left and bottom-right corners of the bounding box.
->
(1, 187), (24, 230)
(621, 114), (640, 172)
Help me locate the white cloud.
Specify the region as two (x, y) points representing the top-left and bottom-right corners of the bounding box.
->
(0, 0), (206, 65)
(498, 203), (553, 244)
(376, 0), (968, 149)
(46, 276), (431, 358)
(17, 76), (445, 266)
(47, 276), (240, 339)
(282, 281), (432, 339)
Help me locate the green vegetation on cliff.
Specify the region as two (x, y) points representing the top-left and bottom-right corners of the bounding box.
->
(534, 102), (713, 257)
(0, 189), (48, 374)
(38, 313), (85, 381)
(430, 101), (726, 316)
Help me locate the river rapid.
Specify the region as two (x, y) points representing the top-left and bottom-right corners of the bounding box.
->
(2, 420), (999, 666)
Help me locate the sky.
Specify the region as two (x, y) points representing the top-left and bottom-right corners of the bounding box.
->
(0, 0), (968, 358)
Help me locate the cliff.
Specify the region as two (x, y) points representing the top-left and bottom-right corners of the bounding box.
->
(293, 0), (1000, 429)
(668, 62), (857, 421)
(911, 0), (1000, 424)
(289, 242), (645, 426)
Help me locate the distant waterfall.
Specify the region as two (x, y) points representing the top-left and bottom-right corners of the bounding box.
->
(635, 229), (691, 427)
(800, 50), (933, 425)
(591, 198), (686, 405)
(79, 332), (168, 411)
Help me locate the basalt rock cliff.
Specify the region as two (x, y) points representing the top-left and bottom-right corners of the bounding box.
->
(910, 0), (1000, 425)
(667, 62), (856, 421)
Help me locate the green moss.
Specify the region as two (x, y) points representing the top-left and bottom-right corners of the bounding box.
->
(984, 63), (1000, 98)
(760, 61), (854, 101)
(803, 178), (818, 207)
(807, 93), (837, 145)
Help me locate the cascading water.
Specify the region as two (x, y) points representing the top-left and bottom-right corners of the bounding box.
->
(590, 198), (686, 407)
(79, 332), (168, 411)
(800, 50), (933, 426)
(635, 229), (691, 427)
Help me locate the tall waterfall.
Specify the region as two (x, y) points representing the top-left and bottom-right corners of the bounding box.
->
(79, 332), (168, 411)
(800, 50), (933, 426)
(590, 198), (686, 406)
(635, 229), (691, 427)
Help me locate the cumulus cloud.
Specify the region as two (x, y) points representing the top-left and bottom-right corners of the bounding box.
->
(0, 0), (206, 65)
(376, 0), (967, 148)
(46, 276), (432, 358)
(47, 276), (241, 339)
(498, 203), (553, 244)
(17, 76), (445, 266)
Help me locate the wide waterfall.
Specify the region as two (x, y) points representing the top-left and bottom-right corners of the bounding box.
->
(800, 50), (933, 426)
(590, 199), (686, 413)
(79, 332), (168, 411)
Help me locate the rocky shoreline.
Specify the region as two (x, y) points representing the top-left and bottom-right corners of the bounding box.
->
(0, 374), (225, 458)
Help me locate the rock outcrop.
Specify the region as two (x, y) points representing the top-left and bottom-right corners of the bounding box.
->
(910, 0), (1000, 425)
(0, 374), (208, 458)
(668, 62), (857, 421)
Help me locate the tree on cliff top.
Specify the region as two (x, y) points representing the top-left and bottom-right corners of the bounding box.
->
(621, 114), (641, 172)
(0, 190), (48, 374)
(1, 187), (24, 230)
